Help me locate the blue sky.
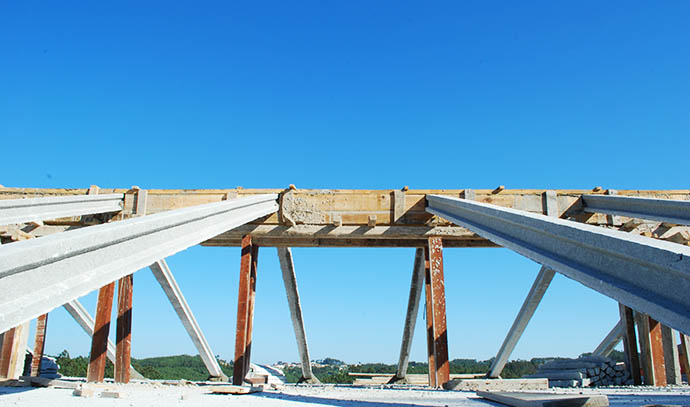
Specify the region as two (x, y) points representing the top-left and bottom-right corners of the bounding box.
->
(2, 2), (689, 364)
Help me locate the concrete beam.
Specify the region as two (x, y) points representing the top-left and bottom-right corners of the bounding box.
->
(0, 194), (278, 333)
(582, 194), (690, 226)
(149, 259), (226, 380)
(0, 194), (124, 226)
(390, 248), (425, 383)
(619, 304), (642, 384)
(593, 321), (623, 357)
(426, 194), (690, 336)
(277, 247), (319, 384)
(62, 300), (143, 379)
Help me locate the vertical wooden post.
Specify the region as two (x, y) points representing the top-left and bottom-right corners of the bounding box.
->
(233, 235), (254, 385)
(618, 304), (641, 385)
(0, 328), (16, 378)
(423, 246), (436, 388)
(679, 334), (690, 382)
(648, 317), (667, 386)
(115, 274), (133, 383)
(87, 282), (115, 383)
(424, 237), (450, 388)
(30, 314), (49, 377)
(244, 244), (259, 375)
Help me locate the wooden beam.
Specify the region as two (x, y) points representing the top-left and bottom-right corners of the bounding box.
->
(618, 304), (641, 385)
(244, 244), (259, 375)
(424, 237), (450, 388)
(648, 317), (667, 386)
(424, 246), (436, 388)
(233, 235), (253, 385)
(87, 282), (115, 383)
(0, 328), (15, 378)
(115, 274), (133, 383)
(30, 314), (48, 377)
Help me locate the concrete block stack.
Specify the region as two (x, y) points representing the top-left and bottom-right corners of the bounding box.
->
(526, 355), (633, 388)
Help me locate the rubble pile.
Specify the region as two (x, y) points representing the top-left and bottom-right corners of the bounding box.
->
(526, 355), (633, 388)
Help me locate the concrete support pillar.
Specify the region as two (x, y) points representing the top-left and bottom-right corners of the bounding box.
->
(115, 274), (133, 383)
(424, 237), (449, 388)
(661, 325), (681, 385)
(390, 248), (425, 384)
(149, 259), (226, 380)
(277, 247), (319, 384)
(619, 304), (642, 385)
(487, 266), (555, 378)
(30, 314), (48, 377)
(233, 235), (258, 385)
(87, 282), (115, 383)
(593, 321), (623, 357)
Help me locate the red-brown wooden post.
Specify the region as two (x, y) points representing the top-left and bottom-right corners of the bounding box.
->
(87, 282), (115, 383)
(423, 247), (437, 388)
(30, 314), (49, 377)
(424, 237), (450, 388)
(618, 304), (641, 385)
(115, 274), (133, 383)
(0, 328), (16, 378)
(233, 235), (253, 385)
(244, 244), (259, 374)
(648, 317), (667, 386)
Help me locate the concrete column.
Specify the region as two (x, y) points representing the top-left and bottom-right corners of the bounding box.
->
(150, 259), (226, 380)
(593, 321), (623, 357)
(115, 274), (133, 383)
(619, 304), (642, 385)
(277, 247), (319, 384)
(390, 248), (425, 384)
(30, 314), (48, 377)
(661, 325), (681, 385)
(87, 282), (115, 383)
(487, 266), (555, 378)
(424, 237), (450, 388)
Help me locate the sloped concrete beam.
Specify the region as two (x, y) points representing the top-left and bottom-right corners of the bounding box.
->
(583, 194), (690, 225)
(426, 195), (690, 336)
(593, 321), (623, 357)
(0, 194), (124, 226)
(0, 194), (279, 333)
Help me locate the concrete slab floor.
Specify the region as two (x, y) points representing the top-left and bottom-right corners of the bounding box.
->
(0, 384), (689, 407)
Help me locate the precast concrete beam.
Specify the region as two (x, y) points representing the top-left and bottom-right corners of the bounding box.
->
(149, 259), (226, 380)
(63, 300), (143, 379)
(426, 195), (690, 336)
(0, 194), (124, 226)
(0, 194), (279, 333)
(277, 247), (319, 384)
(593, 321), (623, 357)
(582, 194), (690, 226)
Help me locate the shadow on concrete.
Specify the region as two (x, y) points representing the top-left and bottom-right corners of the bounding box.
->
(0, 386), (35, 397)
(252, 390), (495, 407)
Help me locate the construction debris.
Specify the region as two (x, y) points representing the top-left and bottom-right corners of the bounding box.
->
(526, 355), (633, 388)
(209, 384), (263, 395)
(443, 378), (549, 392)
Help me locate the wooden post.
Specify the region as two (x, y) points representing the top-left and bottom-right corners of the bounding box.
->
(0, 328), (15, 378)
(115, 274), (133, 383)
(87, 282), (115, 383)
(648, 317), (667, 386)
(618, 304), (641, 385)
(679, 334), (690, 382)
(244, 244), (259, 375)
(424, 237), (450, 388)
(30, 314), (49, 377)
(233, 235), (254, 385)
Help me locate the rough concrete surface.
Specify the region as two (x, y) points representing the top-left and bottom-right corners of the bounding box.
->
(1, 384), (690, 407)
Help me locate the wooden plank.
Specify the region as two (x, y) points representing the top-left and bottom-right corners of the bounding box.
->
(233, 235), (252, 385)
(618, 304), (642, 385)
(0, 328), (15, 378)
(115, 274), (133, 383)
(477, 391), (609, 407)
(30, 314), (48, 377)
(209, 385), (263, 394)
(87, 282), (115, 383)
(648, 317), (667, 386)
(424, 237), (450, 388)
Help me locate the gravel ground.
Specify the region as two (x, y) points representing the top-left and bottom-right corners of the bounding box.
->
(1, 383), (689, 406)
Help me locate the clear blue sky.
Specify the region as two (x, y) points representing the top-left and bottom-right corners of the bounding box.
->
(2, 2), (689, 365)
